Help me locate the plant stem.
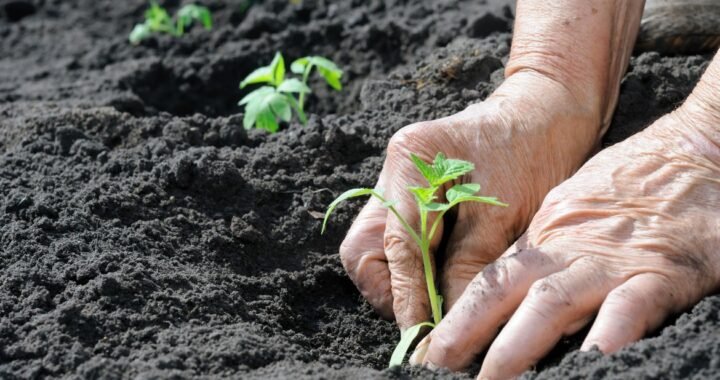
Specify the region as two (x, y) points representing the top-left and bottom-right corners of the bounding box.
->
(420, 209), (442, 325)
(298, 64), (312, 112)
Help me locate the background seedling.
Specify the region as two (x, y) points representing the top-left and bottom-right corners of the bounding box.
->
(129, 2), (212, 44)
(322, 152), (507, 367)
(239, 53), (343, 133)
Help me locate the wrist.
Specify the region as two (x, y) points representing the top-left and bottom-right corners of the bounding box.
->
(488, 70), (602, 149)
(507, 0), (644, 135)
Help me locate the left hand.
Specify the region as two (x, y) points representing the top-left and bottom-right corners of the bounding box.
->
(410, 111), (720, 379)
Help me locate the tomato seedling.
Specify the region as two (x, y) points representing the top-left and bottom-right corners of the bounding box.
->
(239, 52), (343, 133)
(129, 2), (212, 44)
(322, 152), (507, 367)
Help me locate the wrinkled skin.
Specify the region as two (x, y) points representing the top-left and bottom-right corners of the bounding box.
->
(411, 104), (720, 378)
(339, 71), (602, 328)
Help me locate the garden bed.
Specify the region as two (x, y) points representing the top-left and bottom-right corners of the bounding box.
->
(1, 0), (718, 378)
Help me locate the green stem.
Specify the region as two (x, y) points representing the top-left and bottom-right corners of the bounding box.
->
(298, 64), (313, 112)
(369, 193), (421, 246)
(420, 209), (442, 325)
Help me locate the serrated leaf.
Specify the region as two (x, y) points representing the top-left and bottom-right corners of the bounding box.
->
(410, 154), (436, 185)
(388, 322), (435, 368)
(290, 57), (309, 74)
(410, 153), (476, 187)
(408, 186), (437, 205)
(277, 78), (311, 94)
(431, 153), (475, 187)
(322, 188), (378, 234)
(446, 183), (481, 203)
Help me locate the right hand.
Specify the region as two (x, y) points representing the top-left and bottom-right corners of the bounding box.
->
(339, 71), (606, 329)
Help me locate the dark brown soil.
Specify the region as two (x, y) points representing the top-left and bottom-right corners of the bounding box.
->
(0, 0), (717, 379)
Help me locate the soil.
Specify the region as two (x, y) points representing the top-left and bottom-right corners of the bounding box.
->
(0, 0), (717, 379)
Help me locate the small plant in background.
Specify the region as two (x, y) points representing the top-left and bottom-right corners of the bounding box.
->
(322, 153), (507, 367)
(129, 2), (213, 44)
(239, 52), (343, 133)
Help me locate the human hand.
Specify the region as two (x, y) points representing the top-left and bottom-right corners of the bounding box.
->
(410, 108), (720, 379)
(338, 71), (603, 328)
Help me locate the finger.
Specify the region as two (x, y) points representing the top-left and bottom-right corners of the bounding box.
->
(415, 243), (562, 371)
(479, 257), (617, 380)
(339, 196), (392, 319)
(580, 273), (681, 353)
(441, 213), (512, 311)
(383, 150), (444, 329)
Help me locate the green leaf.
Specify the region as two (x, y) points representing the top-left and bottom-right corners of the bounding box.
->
(322, 188), (378, 234)
(431, 153), (475, 187)
(446, 183), (481, 203)
(238, 86), (275, 106)
(240, 67), (274, 88)
(450, 195), (508, 208)
(408, 186), (437, 205)
(177, 5), (212, 34)
(318, 66), (343, 90)
(290, 57), (309, 74)
(269, 94), (292, 122)
(423, 202), (450, 212)
(410, 153), (475, 188)
(256, 108), (279, 133)
(129, 23), (151, 44)
(410, 154), (436, 185)
(270, 52), (285, 86)
(388, 322), (435, 368)
(242, 92), (264, 130)
(277, 78), (311, 94)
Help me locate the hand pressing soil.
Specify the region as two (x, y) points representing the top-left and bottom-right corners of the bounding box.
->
(412, 54), (720, 379)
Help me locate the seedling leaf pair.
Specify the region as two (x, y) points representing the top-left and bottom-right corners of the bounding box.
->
(129, 2), (212, 44)
(322, 152), (508, 367)
(239, 53), (343, 133)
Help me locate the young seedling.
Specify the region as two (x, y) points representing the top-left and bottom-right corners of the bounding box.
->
(129, 2), (212, 44)
(239, 53), (343, 133)
(322, 152), (507, 367)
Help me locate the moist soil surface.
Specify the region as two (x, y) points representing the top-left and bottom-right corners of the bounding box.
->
(1, 0), (718, 379)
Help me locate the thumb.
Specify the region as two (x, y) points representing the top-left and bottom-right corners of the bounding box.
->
(440, 205), (513, 311)
(383, 150), (444, 330)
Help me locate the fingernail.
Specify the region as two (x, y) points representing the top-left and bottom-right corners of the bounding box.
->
(409, 335), (431, 366)
(425, 361), (439, 371)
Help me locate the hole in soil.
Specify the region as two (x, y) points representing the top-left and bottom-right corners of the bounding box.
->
(4, 0), (36, 22)
(123, 53), (358, 118)
(121, 56), (254, 117)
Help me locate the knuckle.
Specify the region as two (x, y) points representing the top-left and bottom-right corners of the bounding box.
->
(387, 122), (433, 156)
(467, 260), (512, 300)
(384, 234), (419, 263)
(526, 278), (574, 311)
